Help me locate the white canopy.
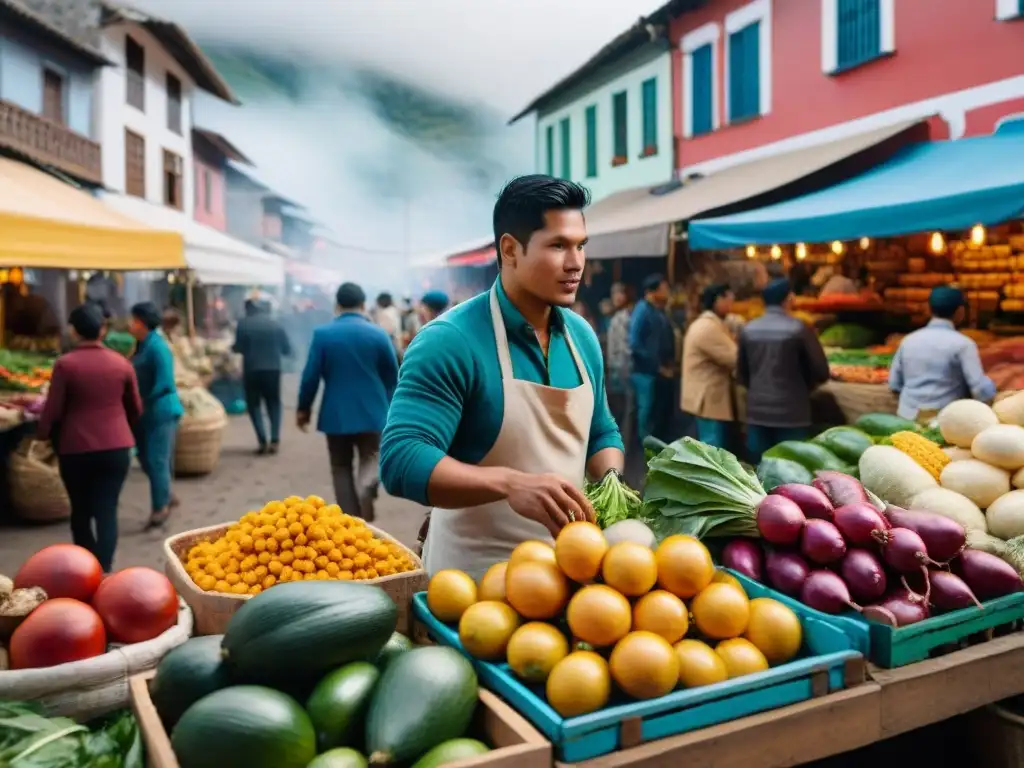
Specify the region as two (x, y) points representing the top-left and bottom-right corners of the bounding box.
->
(101, 194), (285, 286)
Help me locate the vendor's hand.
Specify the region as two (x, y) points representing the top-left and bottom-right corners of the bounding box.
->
(505, 472), (595, 537)
(296, 410), (310, 431)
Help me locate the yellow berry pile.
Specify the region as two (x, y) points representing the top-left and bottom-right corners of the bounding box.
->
(183, 495), (417, 595)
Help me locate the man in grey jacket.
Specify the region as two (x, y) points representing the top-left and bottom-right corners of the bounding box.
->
(233, 299), (292, 454)
(738, 278), (830, 462)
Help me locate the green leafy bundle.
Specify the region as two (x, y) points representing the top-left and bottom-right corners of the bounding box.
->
(642, 437), (765, 541)
(0, 703), (142, 768)
(584, 471), (644, 528)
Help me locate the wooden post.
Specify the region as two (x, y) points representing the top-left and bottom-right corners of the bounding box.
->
(667, 224), (679, 286)
(185, 271), (196, 338)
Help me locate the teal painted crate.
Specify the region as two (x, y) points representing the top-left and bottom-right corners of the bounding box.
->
(728, 569), (1024, 668)
(412, 580), (864, 763)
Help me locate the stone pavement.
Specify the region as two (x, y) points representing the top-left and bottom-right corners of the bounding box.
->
(0, 375), (428, 576)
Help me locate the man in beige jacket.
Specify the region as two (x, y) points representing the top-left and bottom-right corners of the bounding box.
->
(681, 284), (738, 448)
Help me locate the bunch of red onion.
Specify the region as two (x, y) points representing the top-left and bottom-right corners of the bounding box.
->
(721, 470), (1023, 627)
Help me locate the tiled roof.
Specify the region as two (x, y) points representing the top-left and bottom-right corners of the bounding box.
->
(0, 0), (108, 64)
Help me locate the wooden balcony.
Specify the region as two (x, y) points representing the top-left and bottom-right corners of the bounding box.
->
(0, 99), (102, 185)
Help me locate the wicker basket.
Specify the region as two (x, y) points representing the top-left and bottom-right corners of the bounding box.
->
(164, 521), (428, 636)
(9, 439), (70, 522)
(0, 601), (193, 721)
(174, 413), (226, 477)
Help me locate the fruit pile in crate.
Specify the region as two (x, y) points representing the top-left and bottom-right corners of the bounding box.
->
(414, 524), (863, 762)
(141, 580), (524, 768)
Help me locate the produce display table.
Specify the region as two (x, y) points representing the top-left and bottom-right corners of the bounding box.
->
(818, 381), (898, 425)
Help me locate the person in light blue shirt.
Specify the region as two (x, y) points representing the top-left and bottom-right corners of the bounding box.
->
(380, 175), (623, 577)
(889, 286), (996, 423)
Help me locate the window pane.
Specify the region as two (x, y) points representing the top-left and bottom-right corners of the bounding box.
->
(729, 22), (760, 122)
(166, 74), (182, 134)
(837, 0), (881, 71)
(126, 36), (145, 110)
(641, 78), (657, 152)
(585, 105), (597, 178)
(691, 44), (713, 136)
(545, 125), (554, 175)
(613, 91), (628, 160)
(559, 118), (571, 179)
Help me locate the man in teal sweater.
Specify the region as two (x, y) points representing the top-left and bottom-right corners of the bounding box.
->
(380, 175), (624, 578)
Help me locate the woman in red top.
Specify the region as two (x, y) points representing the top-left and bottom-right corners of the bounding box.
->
(36, 304), (143, 571)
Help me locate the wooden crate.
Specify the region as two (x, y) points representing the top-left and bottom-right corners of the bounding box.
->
(164, 521), (427, 636)
(128, 671), (551, 768)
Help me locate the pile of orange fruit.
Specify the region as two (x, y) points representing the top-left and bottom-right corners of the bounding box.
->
(183, 495), (417, 595)
(426, 524), (803, 718)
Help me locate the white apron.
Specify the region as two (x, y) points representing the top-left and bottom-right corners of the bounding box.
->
(422, 285), (595, 581)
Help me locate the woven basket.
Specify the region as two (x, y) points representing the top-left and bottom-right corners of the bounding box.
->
(174, 413), (226, 477)
(165, 521), (428, 636)
(9, 439), (70, 523)
(0, 601), (193, 721)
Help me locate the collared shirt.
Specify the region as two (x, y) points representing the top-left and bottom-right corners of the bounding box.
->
(380, 279), (623, 505)
(133, 331), (184, 425)
(889, 318), (996, 420)
(606, 307), (632, 392)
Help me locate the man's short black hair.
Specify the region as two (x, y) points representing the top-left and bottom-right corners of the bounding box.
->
(131, 301), (162, 331)
(337, 282), (366, 310)
(492, 175), (590, 269)
(643, 274), (667, 295)
(376, 292), (392, 308)
(930, 285), (965, 319)
(69, 303), (104, 341)
(763, 278), (792, 306)
(701, 283), (732, 311)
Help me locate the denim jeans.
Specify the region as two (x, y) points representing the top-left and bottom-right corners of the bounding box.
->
(696, 417), (732, 450)
(137, 417), (178, 512)
(630, 373), (657, 443)
(746, 425), (811, 464)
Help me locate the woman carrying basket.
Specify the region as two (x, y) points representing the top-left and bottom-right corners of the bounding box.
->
(129, 302), (184, 530)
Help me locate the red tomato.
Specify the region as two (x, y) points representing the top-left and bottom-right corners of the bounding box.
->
(15, 544), (103, 602)
(10, 598), (107, 669)
(92, 567), (178, 644)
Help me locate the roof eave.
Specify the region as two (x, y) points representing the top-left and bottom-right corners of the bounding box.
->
(0, 0), (111, 66)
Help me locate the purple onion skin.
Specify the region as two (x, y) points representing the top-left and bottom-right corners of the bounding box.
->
(863, 595), (929, 627)
(801, 519), (847, 565)
(800, 570), (857, 614)
(955, 549), (1024, 600)
(765, 550), (811, 597)
(833, 503), (890, 547)
(722, 539), (764, 582)
(886, 505), (966, 563)
(874, 527), (932, 573)
(813, 471), (869, 507)
(757, 495), (806, 546)
(841, 549), (888, 603)
(771, 484), (835, 521)
(926, 570), (983, 612)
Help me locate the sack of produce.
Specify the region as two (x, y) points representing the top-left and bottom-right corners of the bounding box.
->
(8, 439), (68, 522)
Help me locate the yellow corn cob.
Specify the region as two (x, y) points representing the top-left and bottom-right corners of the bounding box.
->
(890, 431), (950, 481)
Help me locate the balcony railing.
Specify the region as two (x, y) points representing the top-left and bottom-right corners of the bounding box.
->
(0, 99), (102, 185)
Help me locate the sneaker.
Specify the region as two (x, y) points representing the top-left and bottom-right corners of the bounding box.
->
(255, 444), (269, 456)
(269, 442), (279, 455)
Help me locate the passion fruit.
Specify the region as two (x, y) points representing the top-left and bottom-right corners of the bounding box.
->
(545, 651), (611, 717)
(632, 590), (689, 644)
(715, 637), (769, 678)
(555, 522), (608, 583)
(655, 535), (715, 598)
(744, 597), (803, 665)
(506, 622), (569, 683)
(565, 585), (632, 648)
(458, 600), (520, 661)
(609, 631), (679, 700)
(427, 570), (477, 623)
(691, 582), (750, 640)
(601, 542), (658, 597)
(505, 561), (569, 620)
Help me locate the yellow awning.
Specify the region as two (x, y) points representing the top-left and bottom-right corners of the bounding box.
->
(0, 158), (185, 270)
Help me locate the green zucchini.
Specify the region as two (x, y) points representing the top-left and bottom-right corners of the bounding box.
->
(375, 632), (414, 670)
(171, 685), (316, 768)
(222, 581), (397, 687)
(812, 426), (875, 464)
(365, 646), (478, 765)
(411, 738), (490, 768)
(762, 441), (848, 472)
(756, 457), (813, 491)
(307, 661), (380, 751)
(854, 412), (919, 437)
(307, 748), (369, 768)
(150, 635), (231, 728)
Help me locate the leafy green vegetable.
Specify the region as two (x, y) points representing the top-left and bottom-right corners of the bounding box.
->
(0, 702), (143, 768)
(585, 471), (644, 528)
(641, 438), (764, 540)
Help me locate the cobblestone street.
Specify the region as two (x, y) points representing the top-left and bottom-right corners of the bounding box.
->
(0, 376), (428, 576)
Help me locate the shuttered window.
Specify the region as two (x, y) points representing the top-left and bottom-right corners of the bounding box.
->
(125, 129), (145, 198)
(690, 44), (713, 136)
(163, 149), (183, 210)
(612, 91), (627, 163)
(585, 105), (597, 178)
(728, 22), (760, 122)
(545, 125), (554, 175)
(126, 35), (145, 110)
(166, 73), (182, 134)
(641, 77), (657, 154)
(42, 69), (64, 124)
(559, 118), (571, 179)
(836, 0), (881, 71)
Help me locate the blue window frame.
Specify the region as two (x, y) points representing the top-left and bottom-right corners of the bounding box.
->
(690, 44), (713, 136)
(585, 105), (597, 178)
(728, 22), (760, 122)
(612, 91), (628, 162)
(559, 118), (571, 179)
(545, 125), (554, 175)
(641, 77), (658, 154)
(836, 0), (881, 72)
